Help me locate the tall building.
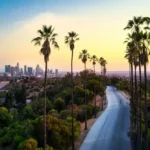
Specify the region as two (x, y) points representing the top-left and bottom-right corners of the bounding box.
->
(55, 69), (58, 76)
(36, 64), (40, 76)
(11, 67), (15, 77)
(28, 67), (33, 76)
(50, 69), (53, 74)
(8, 65), (11, 73)
(20, 68), (23, 75)
(5, 65), (8, 73)
(24, 65), (27, 75)
(16, 62), (19, 74)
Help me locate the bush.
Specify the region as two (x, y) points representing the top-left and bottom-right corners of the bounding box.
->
(36, 145), (53, 150)
(31, 98), (53, 116)
(13, 135), (25, 150)
(32, 115), (80, 149)
(23, 105), (35, 120)
(76, 108), (85, 122)
(18, 138), (37, 150)
(60, 108), (78, 120)
(48, 109), (59, 118)
(10, 108), (18, 121)
(54, 97), (65, 112)
(0, 107), (11, 128)
(76, 105), (97, 122)
(0, 134), (12, 147)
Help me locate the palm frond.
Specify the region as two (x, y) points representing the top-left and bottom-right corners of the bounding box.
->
(37, 30), (44, 37)
(52, 41), (59, 49)
(75, 38), (79, 41)
(31, 37), (42, 45)
(34, 41), (41, 46)
(52, 33), (58, 37)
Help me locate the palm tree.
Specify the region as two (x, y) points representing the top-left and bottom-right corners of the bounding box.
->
(125, 32), (143, 150)
(90, 55), (98, 118)
(124, 16), (150, 150)
(79, 49), (90, 130)
(65, 31), (79, 150)
(102, 59), (107, 76)
(99, 57), (104, 75)
(90, 55), (97, 73)
(98, 57), (107, 110)
(32, 25), (59, 150)
(140, 32), (150, 150)
(103, 66), (107, 76)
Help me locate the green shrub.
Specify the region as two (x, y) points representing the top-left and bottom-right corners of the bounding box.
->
(13, 135), (25, 150)
(18, 138), (37, 150)
(0, 134), (12, 147)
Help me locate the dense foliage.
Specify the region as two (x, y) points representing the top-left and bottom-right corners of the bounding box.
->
(0, 70), (105, 150)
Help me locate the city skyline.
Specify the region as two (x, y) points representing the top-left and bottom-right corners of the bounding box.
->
(3, 62), (60, 77)
(1, 0), (150, 71)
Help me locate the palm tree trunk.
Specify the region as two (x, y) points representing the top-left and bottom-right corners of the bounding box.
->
(133, 64), (138, 149)
(143, 49), (149, 150)
(44, 61), (47, 150)
(101, 65), (105, 111)
(130, 62), (134, 127)
(129, 63), (131, 102)
(84, 63), (87, 130)
(138, 56), (142, 150)
(130, 62), (135, 150)
(71, 50), (74, 150)
(131, 62), (134, 110)
(94, 64), (96, 118)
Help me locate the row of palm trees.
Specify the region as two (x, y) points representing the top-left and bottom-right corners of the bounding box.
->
(79, 50), (107, 129)
(124, 16), (150, 150)
(32, 25), (107, 150)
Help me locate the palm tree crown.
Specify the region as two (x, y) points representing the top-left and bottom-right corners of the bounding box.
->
(65, 31), (79, 51)
(32, 25), (59, 62)
(79, 49), (90, 64)
(90, 55), (98, 66)
(99, 57), (104, 66)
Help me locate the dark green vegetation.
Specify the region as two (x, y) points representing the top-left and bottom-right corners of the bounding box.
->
(124, 16), (150, 150)
(0, 69), (107, 150)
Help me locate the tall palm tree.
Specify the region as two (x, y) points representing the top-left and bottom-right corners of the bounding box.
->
(90, 55), (98, 118)
(90, 55), (97, 73)
(135, 31), (149, 150)
(98, 57), (107, 110)
(124, 16), (150, 150)
(102, 59), (107, 76)
(125, 32), (143, 150)
(79, 49), (90, 130)
(65, 31), (79, 150)
(99, 57), (104, 75)
(32, 25), (59, 150)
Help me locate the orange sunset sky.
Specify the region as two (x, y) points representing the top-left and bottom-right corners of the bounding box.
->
(0, 0), (150, 72)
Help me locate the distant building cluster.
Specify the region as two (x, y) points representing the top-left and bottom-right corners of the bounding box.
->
(4, 63), (59, 78)
(5, 63), (25, 77)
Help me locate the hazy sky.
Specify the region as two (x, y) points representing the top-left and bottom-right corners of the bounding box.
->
(0, 0), (150, 72)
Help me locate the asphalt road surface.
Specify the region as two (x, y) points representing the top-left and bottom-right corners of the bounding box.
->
(79, 86), (130, 150)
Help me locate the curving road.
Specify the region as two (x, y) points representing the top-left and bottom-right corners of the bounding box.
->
(79, 86), (131, 150)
